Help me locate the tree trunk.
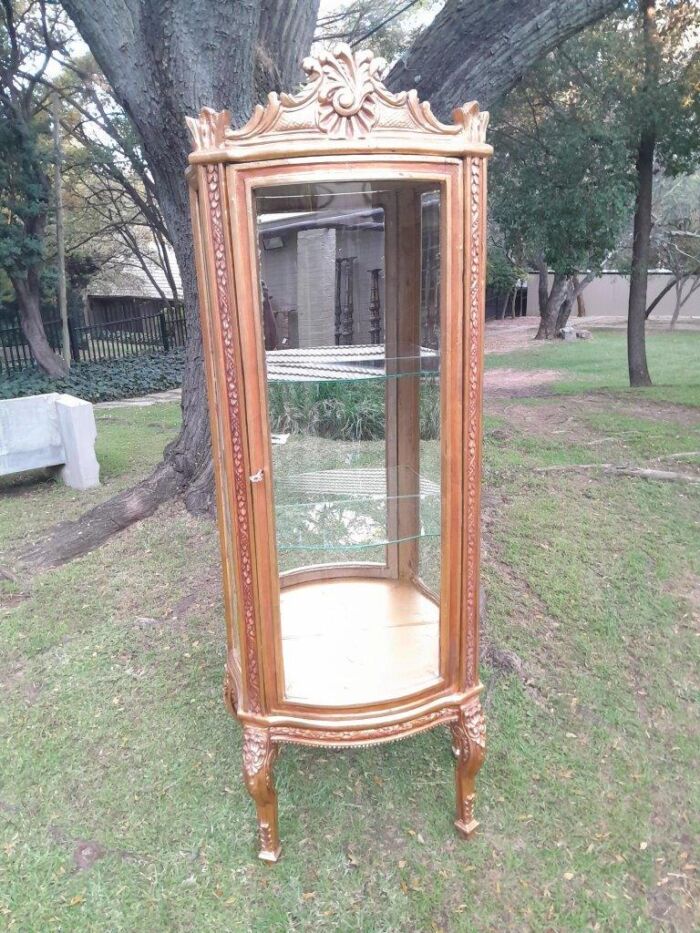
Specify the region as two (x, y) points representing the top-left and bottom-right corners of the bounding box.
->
(627, 0), (657, 388)
(536, 255), (549, 315)
(535, 273), (569, 339)
(24, 0), (319, 567)
(627, 131), (655, 385)
(12, 271), (68, 378)
(556, 272), (594, 332)
(34, 0), (625, 568)
(554, 288), (574, 334)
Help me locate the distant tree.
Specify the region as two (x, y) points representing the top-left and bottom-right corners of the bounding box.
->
(0, 1), (69, 376)
(490, 0), (699, 355)
(645, 173), (700, 327)
(315, 0), (439, 62)
(626, 0), (700, 383)
(489, 36), (634, 338)
(486, 245), (526, 319)
(55, 53), (179, 302)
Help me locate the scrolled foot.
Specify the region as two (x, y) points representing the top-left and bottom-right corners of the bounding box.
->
(242, 726), (281, 862)
(451, 699), (486, 840)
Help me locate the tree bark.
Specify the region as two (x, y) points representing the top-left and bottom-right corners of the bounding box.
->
(628, 128), (655, 386)
(535, 273), (569, 339)
(536, 255), (549, 316)
(386, 0), (624, 118)
(12, 270), (68, 378)
(555, 272), (594, 332)
(554, 281), (574, 334)
(627, 0), (657, 387)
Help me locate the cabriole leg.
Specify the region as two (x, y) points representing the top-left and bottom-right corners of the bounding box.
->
(451, 699), (486, 839)
(242, 726), (281, 862)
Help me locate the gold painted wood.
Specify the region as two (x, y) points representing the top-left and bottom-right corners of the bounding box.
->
(280, 577), (440, 707)
(186, 45), (490, 863)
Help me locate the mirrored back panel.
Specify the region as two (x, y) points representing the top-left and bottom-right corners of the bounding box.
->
(253, 179), (443, 706)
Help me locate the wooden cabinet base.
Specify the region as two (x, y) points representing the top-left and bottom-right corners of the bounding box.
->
(233, 685), (485, 861)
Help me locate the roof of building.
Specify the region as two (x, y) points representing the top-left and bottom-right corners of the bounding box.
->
(87, 249), (182, 300)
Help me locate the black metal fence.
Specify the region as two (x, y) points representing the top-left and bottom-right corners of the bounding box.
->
(0, 303), (187, 374)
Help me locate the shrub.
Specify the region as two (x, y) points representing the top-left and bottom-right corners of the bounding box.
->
(268, 377), (440, 442)
(0, 349), (184, 402)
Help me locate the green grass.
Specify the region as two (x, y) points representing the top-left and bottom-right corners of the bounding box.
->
(1, 360), (699, 930)
(486, 328), (700, 405)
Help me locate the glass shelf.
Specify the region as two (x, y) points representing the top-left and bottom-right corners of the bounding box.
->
(273, 466), (440, 552)
(266, 344), (439, 383)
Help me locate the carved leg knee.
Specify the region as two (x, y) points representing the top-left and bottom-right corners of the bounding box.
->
(242, 726), (281, 862)
(451, 699), (486, 839)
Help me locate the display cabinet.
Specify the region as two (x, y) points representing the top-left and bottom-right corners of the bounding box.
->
(186, 44), (491, 862)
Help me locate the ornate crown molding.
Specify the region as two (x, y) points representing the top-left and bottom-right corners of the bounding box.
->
(187, 44), (490, 162)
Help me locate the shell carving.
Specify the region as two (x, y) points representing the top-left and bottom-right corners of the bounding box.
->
(186, 44), (489, 155)
(312, 46), (384, 139)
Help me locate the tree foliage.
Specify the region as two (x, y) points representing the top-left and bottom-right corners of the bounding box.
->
(0, 0), (70, 374)
(489, 1), (700, 342)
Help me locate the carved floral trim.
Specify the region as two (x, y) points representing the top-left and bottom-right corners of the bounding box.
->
(243, 727), (270, 776)
(205, 165), (261, 713)
(271, 707), (458, 748)
(452, 698), (486, 755)
(314, 46), (385, 139)
(465, 158), (483, 685)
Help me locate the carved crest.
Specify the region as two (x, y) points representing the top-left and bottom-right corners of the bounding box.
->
(187, 44), (489, 160)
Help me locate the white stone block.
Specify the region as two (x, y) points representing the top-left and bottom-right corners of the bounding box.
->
(0, 392), (99, 489)
(55, 395), (100, 490)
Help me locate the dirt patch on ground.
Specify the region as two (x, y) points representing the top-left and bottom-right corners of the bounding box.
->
(484, 367), (561, 399)
(587, 391), (700, 429)
(484, 319), (540, 353)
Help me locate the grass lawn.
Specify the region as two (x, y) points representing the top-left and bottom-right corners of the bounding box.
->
(486, 328), (700, 407)
(1, 331), (699, 930)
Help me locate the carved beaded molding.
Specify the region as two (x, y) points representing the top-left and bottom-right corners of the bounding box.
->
(187, 43), (490, 161)
(204, 164), (261, 713)
(465, 158), (483, 685)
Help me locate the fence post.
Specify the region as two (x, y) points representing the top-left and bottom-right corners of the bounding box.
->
(158, 308), (170, 352)
(67, 318), (80, 362)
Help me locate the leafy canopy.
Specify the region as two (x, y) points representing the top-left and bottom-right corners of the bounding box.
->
(489, 1), (700, 276)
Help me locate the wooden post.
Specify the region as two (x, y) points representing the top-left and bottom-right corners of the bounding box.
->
(383, 187), (422, 581)
(52, 91), (70, 368)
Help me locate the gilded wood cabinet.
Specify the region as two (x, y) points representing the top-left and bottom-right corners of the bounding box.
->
(186, 45), (490, 862)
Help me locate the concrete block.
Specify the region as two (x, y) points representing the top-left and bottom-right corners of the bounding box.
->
(55, 395), (100, 489)
(0, 392), (99, 489)
(0, 393), (63, 475)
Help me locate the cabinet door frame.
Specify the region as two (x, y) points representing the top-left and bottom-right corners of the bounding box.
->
(226, 155), (466, 718)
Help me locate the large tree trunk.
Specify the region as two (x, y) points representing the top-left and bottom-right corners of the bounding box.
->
(628, 131), (655, 386)
(12, 270), (68, 378)
(536, 255), (549, 315)
(627, 0), (657, 387)
(535, 273), (569, 339)
(386, 0), (624, 118)
(31, 0), (623, 568)
(24, 0), (320, 568)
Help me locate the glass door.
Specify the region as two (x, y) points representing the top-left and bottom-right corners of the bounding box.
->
(252, 178), (444, 707)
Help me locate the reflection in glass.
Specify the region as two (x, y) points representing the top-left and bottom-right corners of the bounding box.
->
(254, 180), (442, 706)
